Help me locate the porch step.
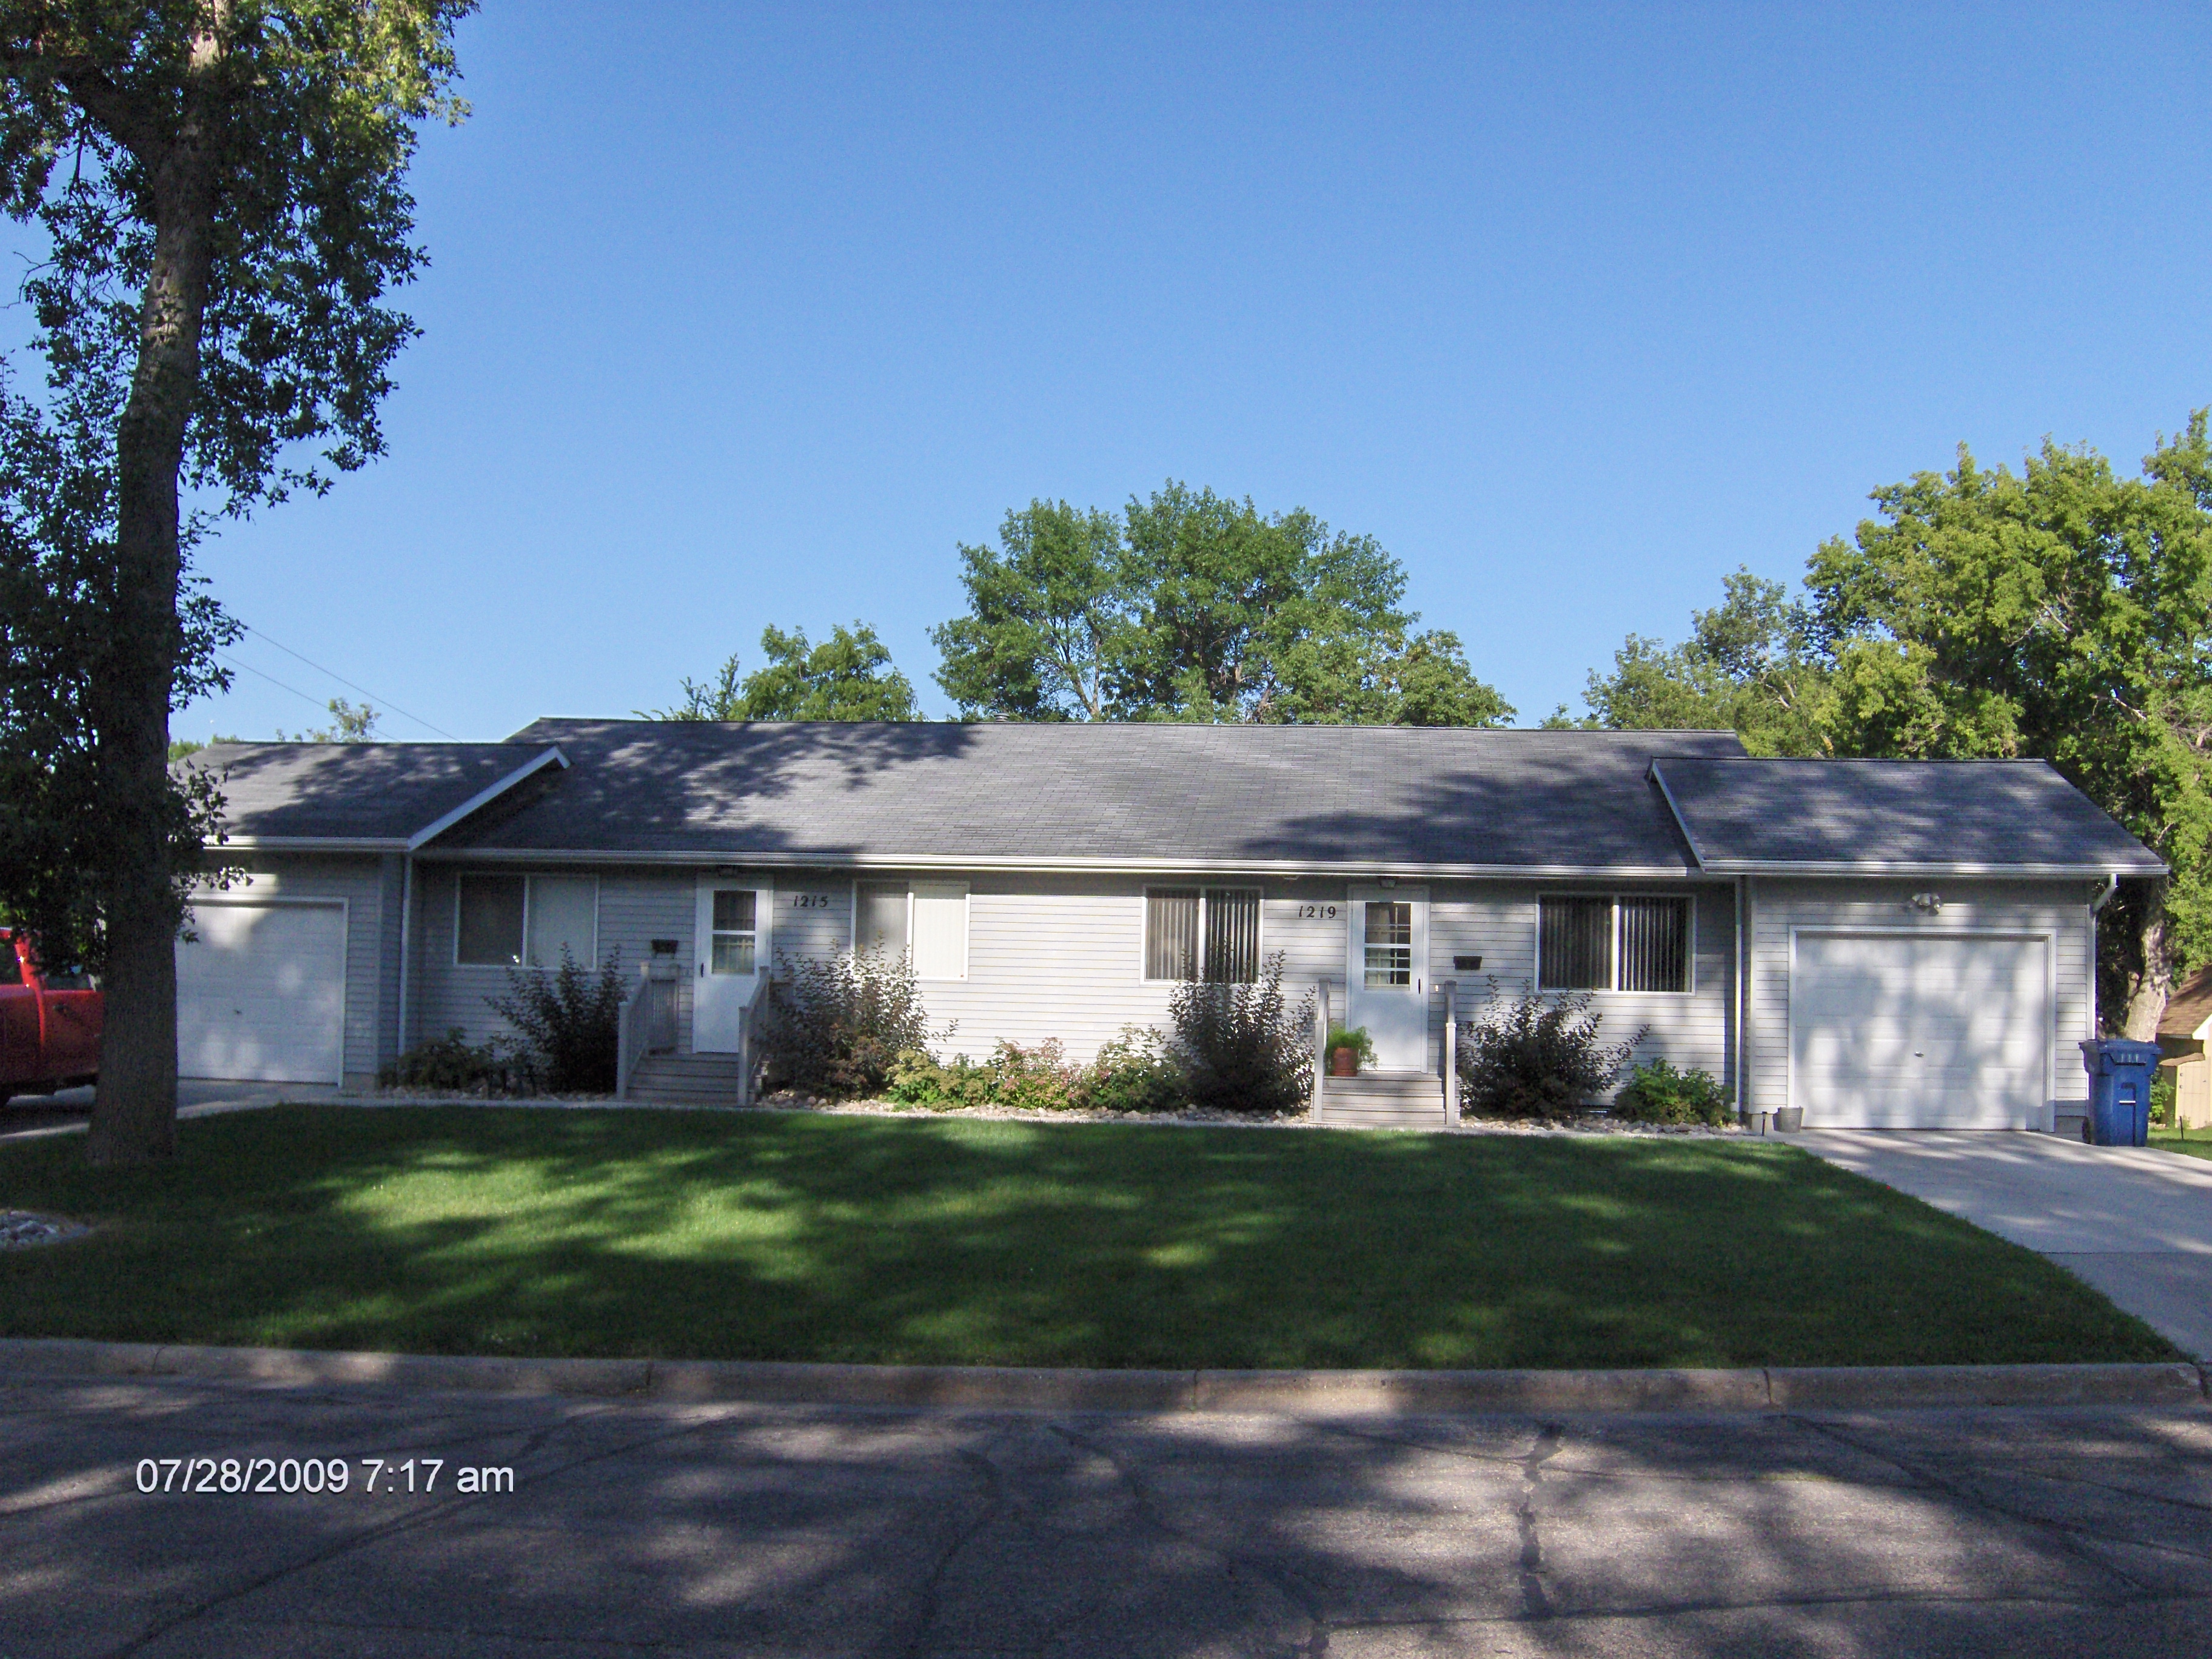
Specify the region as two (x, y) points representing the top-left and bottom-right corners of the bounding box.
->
(626, 1053), (749, 1106)
(1315, 1070), (1449, 1130)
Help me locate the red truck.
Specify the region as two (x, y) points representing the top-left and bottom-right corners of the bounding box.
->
(0, 928), (101, 1105)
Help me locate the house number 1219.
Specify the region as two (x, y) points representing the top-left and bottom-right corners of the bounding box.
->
(1295, 904), (1339, 920)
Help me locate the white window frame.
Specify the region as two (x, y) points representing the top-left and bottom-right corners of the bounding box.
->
(1533, 891), (1695, 996)
(1141, 884), (1266, 984)
(454, 872), (601, 970)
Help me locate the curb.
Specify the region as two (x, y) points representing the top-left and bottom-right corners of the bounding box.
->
(1, 1339), (2205, 1415)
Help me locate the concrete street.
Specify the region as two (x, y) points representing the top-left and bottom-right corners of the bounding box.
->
(2, 1376), (2208, 1658)
(1799, 1130), (2212, 1362)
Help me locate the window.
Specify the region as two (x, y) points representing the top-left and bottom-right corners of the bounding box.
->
(1537, 895), (1691, 993)
(854, 882), (968, 979)
(457, 874), (599, 967)
(708, 889), (757, 974)
(1145, 886), (1260, 982)
(1363, 900), (1413, 987)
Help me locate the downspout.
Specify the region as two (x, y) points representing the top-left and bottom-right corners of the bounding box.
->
(1734, 874), (1749, 1124)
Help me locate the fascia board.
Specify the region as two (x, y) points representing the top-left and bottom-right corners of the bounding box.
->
(1692, 858), (2168, 878)
(215, 836), (411, 853)
(407, 846), (1715, 880)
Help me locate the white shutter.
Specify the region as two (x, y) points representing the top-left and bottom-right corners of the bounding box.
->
(909, 883), (968, 980)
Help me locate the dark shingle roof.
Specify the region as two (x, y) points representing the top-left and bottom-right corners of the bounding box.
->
(182, 742), (560, 846)
(415, 720), (1749, 873)
(1652, 757), (2165, 876)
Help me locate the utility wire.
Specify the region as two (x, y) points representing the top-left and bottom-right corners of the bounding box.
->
(238, 623), (460, 740)
(215, 651), (338, 716)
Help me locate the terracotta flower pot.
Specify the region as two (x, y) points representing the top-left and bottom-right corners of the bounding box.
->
(1329, 1047), (1358, 1078)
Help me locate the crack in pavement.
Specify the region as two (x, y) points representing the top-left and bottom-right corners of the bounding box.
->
(1515, 1423), (1563, 1621)
(885, 1439), (1009, 1659)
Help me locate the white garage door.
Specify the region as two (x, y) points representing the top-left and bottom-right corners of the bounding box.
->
(1791, 933), (2049, 1128)
(176, 902), (346, 1084)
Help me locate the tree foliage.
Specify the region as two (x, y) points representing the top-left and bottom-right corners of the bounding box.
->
(276, 694), (379, 741)
(0, 1), (473, 1162)
(931, 483), (1512, 726)
(647, 622), (917, 722)
(1574, 414), (2212, 1034)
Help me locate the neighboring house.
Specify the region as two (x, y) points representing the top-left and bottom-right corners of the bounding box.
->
(2157, 968), (2212, 1130)
(172, 720), (2162, 1131)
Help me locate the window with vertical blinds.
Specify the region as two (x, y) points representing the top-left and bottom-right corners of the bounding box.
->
(1145, 886), (1260, 982)
(1538, 895), (1691, 992)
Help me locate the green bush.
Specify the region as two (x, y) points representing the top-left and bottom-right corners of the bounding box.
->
(764, 949), (949, 1099)
(378, 1028), (537, 1096)
(2151, 1073), (2177, 1128)
(883, 1029), (1190, 1114)
(1456, 984), (1646, 1122)
(1612, 1057), (1733, 1126)
(1168, 951), (1315, 1114)
(488, 949), (626, 1094)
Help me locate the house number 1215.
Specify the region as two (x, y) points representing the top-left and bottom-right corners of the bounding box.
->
(790, 894), (833, 909)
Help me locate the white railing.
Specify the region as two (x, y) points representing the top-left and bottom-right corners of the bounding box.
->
(1312, 978), (1333, 1114)
(615, 964), (650, 1101)
(1443, 979), (1460, 1124)
(734, 971), (771, 1107)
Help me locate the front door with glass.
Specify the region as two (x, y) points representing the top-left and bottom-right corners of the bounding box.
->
(1346, 885), (1430, 1071)
(694, 877), (770, 1051)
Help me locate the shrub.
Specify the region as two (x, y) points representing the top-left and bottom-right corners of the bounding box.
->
(2151, 1073), (2177, 1128)
(1168, 951), (1315, 1114)
(1456, 982), (1646, 1122)
(1078, 1025), (1187, 1113)
(378, 1027), (537, 1096)
(764, 948), (949, 1099)
(1612, 1057), (1733, 1126)
(488, 948), (626, 1094)
(882, 1029), (1190, 1114)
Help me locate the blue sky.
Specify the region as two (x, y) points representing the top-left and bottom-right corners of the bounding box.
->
(161, 2), (2211, 743)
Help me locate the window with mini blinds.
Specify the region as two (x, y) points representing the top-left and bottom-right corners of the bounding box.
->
(1537, 896), (1691, 993)
(1145, 888), (1261, 982)
(457, 874), (598, 968)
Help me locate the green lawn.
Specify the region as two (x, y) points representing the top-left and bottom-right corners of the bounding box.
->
(2151, 1127), (2212, 1161)
(0, 1107), (2176, 1370)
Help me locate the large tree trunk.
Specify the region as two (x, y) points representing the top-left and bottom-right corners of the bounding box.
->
(2122, 885), (2174, 1043)
(85, 85), (220, 1167)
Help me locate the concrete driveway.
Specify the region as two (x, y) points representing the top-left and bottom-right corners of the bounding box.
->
(5, 1376), (2211, 1658)
(1798, 1131), (2212, 1362)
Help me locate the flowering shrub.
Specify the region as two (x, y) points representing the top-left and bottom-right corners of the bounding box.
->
(1456, 983), (1646, 1122)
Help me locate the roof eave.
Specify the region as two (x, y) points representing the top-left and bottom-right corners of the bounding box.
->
(405, 746), (570, 851)
(407, 846), (1715, 880)
(1698, 859), (2168, 878)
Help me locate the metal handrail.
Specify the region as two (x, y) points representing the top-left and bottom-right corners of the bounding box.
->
(734, 970), (771, 1107)
(615, 964), (650, 1101)
(1443, 979), (1460, 1124)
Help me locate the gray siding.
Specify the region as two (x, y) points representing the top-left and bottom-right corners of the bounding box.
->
(191, 854), (387, 1087)
(1745, 876), (2098, 1129)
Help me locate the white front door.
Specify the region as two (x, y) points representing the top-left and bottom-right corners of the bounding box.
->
(694, 876), (771, 1052)
(1347, 886), (1430, 1071)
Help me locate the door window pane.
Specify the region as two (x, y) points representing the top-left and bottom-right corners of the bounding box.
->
(1618, 897), (1690, 992)
(1539, 897), (1611, 990)
(709, 889), (757, 975)
(525, 876), (598, 968)
(1363, 900), (1413, 987)
(910, 883), (967, 979)
(458, 874), (526, 965)
(1204, 888), (1261, 984)
(856, 884), (908, 957)
(1146, 889), (1201, 980)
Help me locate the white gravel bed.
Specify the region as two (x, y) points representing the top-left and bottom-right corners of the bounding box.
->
(0, 1210), (92, 1248)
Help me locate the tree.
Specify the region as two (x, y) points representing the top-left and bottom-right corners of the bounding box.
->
(646, 623), (918, 722)
(0, 3), (472, 1164)
(277, 695), (379, 742)
(931, 481), (1513, 726)
(1574, 569), (1829, 755)
(1806, 423), (2212, 1038)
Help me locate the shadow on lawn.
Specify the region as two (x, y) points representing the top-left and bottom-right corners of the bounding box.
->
(0, 1107), (2178, 1369)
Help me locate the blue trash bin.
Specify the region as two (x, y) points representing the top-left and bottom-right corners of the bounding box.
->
(2079, 1039), (2161, 1147)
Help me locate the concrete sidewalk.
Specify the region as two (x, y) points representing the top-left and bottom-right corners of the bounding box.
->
(1799, 1130), (2212, 1361)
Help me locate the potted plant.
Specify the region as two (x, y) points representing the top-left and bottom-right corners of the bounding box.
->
(1325, 1025), (1375, 1078)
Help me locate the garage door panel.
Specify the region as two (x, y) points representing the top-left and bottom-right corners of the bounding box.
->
(1792, 933), (2048, 1128)
(176, 903), (344, 1084)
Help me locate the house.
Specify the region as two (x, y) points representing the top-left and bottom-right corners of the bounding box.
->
(2157, 968), (2212, 1130)
(172, 720), (2163, 1131)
